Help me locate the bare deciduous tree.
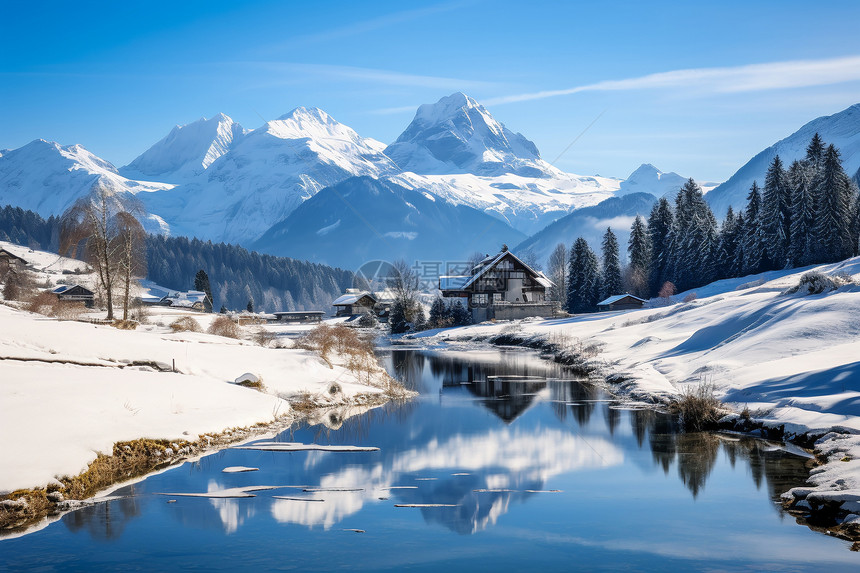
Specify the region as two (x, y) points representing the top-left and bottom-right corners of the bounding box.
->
(60, 188), (147, 321)
(547, 243), (568, 304)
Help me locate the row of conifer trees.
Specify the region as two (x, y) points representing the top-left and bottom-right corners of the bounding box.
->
(562, 134), (860, 313)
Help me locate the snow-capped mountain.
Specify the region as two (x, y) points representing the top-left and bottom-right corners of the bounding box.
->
(707, 103), (860, 218)
(617, 164), (688, 198)
(253, 176), (526, 270)
(138, 107), (398, 244)
(382, 93), (621, 235)
(120, 113), (247, 182)
(0, 139), (173, 232)
(385, 92), (560, 178)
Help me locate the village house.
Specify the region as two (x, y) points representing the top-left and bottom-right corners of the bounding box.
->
(0, 247), (28, 269)
(51, 284), (95, 308)
(439, 246), (555, 323)
(158, 290), (212, 312)
(597, 294), (647, 312)
(332, 289), (377, 318)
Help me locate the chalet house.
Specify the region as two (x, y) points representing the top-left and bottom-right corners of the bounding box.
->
(440, 247), (555, 323)
(597, 294), (647, 312)
(0, 248), (28, 269)
(332, 289), (377, 317)
(51, 284), (95, 308)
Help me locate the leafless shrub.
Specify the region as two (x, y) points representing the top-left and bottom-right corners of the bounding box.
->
(252, 328), (276, 347)
(170, 316), (202, 333)
(669, 382), (723, 432)
(658, 281), (676, 301)
(207, 315), (240, 338)
(682, 292), (698, 303)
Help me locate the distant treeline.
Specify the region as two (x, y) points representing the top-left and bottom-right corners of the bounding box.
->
(0, 204), (354, 312)
(145, 235), (353, 312)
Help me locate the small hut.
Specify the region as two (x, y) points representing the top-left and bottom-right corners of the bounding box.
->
(597, 294), (647, 312)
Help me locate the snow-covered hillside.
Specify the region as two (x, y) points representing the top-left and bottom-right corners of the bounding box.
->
(0, 140), (174, 222)
(120, 113), (247, 182)
(707, 103), (860, 218)
(138, 107), (398, 244)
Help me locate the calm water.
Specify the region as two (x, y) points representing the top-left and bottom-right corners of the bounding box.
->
(2, 348), (857, 572)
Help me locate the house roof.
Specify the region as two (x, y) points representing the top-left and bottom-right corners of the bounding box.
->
(52, 284), (92, 295)
(162, 290), (209, 306)
(332, 291), (376, 306)
(441, 250), (554, 292)
(597, 294), (647, 306)
(0, 248), (28, 264)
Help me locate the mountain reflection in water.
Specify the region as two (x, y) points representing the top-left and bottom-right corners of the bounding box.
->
(53, 348), (812, 542)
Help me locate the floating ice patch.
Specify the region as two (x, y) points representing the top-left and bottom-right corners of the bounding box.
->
(233, 442), (379, 452)
(156, 486), (281, 499)
(222, 466), (259, 473)
(302, 487), (363, 492)
(378, 486), (418, 490)
(272, 496), (325, 502)
(394, 504), (459, 508)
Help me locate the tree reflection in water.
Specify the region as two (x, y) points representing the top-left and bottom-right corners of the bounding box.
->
(56, 349), (812, 540)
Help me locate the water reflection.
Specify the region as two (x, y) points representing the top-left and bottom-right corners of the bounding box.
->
(58, 349), (811, 541)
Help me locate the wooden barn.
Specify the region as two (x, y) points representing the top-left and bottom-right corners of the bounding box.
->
(597, 294), (647, 312)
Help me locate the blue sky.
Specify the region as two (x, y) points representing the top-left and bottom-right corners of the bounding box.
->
(2, 0), (860, 181)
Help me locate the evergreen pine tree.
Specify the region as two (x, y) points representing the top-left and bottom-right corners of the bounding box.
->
(812, 144), (853, 263)
(194, 269), (214, 312)
(742, 181), (766, 274)
(601, 227), (622, 298)
(788, 159), (816, 267)
(647, 198), (674, 297)
(246, 298), (254, 313)
(806, 133), (825, 168)
(429, 296), (448, 328)
(717, 206), (740, 278)
(567, 237), (602, 313)
(627, 215), (651, 298)
(451, 300), (472, 326)
(760, 155), (791, 269)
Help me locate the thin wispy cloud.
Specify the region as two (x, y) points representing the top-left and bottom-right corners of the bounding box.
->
(262, 0), (476, 50)
(484, 54), (860, 105)
(232, 61), (499, 92)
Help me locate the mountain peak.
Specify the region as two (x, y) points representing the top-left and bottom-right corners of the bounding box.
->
(120, 113), (245, 182)
(385, 93), (553, 177)
(617, 163), (688, 198)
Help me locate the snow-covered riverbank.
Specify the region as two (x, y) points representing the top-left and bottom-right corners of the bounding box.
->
(408, 258), (860, 542)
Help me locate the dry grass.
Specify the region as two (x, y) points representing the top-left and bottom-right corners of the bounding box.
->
(170, 316), (202, 333)
(26, 290), (85, 319)
(669, 382), (723, 432)
(112, 319), (138, 330)
(207, 315), (240, 338)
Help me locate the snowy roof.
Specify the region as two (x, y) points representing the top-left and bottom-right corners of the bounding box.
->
(163, 290), (209, 306)
(439, 275), (470, 290)
(597, 294), (647, 306)
(444, 250), (554, 292)
(332, 291), (376, 306)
